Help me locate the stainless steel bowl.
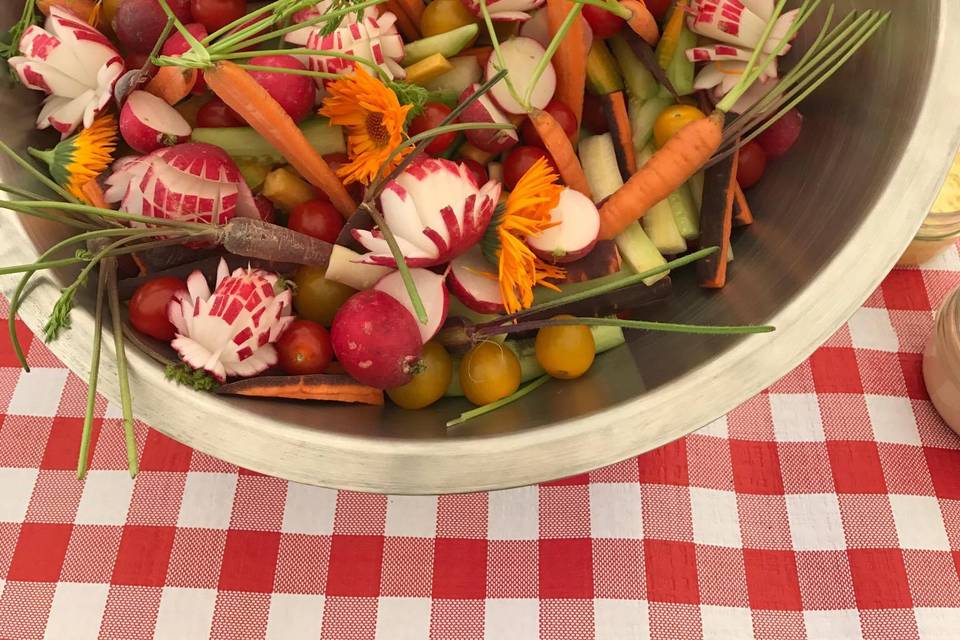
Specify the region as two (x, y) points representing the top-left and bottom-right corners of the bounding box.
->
(2, 1), (959, 493)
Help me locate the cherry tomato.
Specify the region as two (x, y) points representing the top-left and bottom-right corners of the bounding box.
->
(521, 99), (578, 147)
(645, 0), (672, 20)
(420, 0), (478, 38)
(581, 4), (625, 39)
(581, 93), (609, 134)
(459, 341), (521, 406)
(535, 316), (596, 379)
(409, 103), (457, 155)
(129, 276), (187, 341)
(191, 0), (247, 32)
(288, 199), (345, 244)
(254, 195), (276, 224)
(293, 266), (356, 327)
(276, 319), (334, 375)
(756, 108), (803, 159)
(196, 99), (244, 128)
(460, 158), (488, 186)
(653, 104), (706, 148)
(736, 141), (768, 189)
(503, 146), (555, 191)
(387, 341), (453, 410)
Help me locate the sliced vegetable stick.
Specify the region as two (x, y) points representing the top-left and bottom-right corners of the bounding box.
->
(202, 61), (357, 218)
(619, 0), (659, 45)
(403, 53), (454, 86)
(397, 0), (425, 24)
(145, 66), (198, 105)
(600, 91), (637, 179)
(656, 0), (688, 70)
(733, 183), (754, 226)
(546, 0), (587, 126)
(459, 47), (493, 67)
(217, 374), (384, 405)
(529, 107), (593, 199)
(697, 144), (740, 288)
(385, 0), (421, 41)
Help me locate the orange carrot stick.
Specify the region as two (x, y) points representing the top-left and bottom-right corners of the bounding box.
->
(598, 111), (724, 240)
(529, 108), (593, 199)
(217, 374), (384, 405)
(397, 0), (425, 24)
(202, 60), (357, 218)
(733, 183), (753, 226)
(80, 179), (109, 209)
(619, 0), (659, 45)
(697, 145), (739, 288)
(145, 66), (198, 105)
(657, 0), (688, 70)
(546, 0), (587, 127)
(600, 91), (637, 177)
(385, 0), (421, 41)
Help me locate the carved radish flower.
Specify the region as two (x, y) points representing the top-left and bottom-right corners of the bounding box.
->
(8, 7), (125, 137)
(285, 2), (406, 81)
(169, 260), (294, 382)
(354, 158), (502, 268)
(104, 143), (259, 229)
(461, 0), (546, 22)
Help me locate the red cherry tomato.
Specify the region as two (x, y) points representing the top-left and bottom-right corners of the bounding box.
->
(582, 93), (609, 134)
(521, 99), (578, 147)
(409, 103), (456, 155)
(254, 195), (276, 224)
(276, 320), (334, 375)
(581, 4), (625, 39)
(196, 99), (244, 128)
(129, 276), (188, 341)
(756, 108), (803, 159)
(460, 158), (488, 186)
(503, 146), (555, 191)
(190, 0), (247, 32)
(645, 0), (672, 20)
(736, 141), (767, 189)
(288, 199), (345, 244)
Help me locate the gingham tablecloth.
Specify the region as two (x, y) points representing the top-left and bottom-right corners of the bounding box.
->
(0, 243), (958, 640)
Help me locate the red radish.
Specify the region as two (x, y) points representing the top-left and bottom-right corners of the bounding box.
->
(326, 245), (393, 291)
(581, 4), (625, 39)
(409, 102), (457, 155)
(756, 108), (803, 159)
(461, 158), (489, 186)
(114, 0), (193, 55)
(486, 37), (556, 115)
(196, 98), (244, 128)
(519, 8), (593, 50)
(460, 0), (546, 22)
(120, 90), (193, 154)
(374, 269), (449, 343)
(526, 187), (600, 263)
(457, 84), (519, 153)
(521, 99), (577, 147)
(645, 0), (672, 20)
(191, 0), (247, 32)
(447, 247), (506, 314)
(246, 55), (317, 122)
(331, 290), (424, 389)
(162, 23), (209, 94)
(503, 146), (554, 191)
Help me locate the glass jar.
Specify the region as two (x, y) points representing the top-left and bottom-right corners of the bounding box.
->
(923, 284), (960, 435)
(899, 151), (960, 267)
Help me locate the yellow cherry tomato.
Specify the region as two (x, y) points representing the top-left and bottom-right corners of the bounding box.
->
(459, 341), (521, 406)
(420, 0), (478, 38)
(653, 104), (707, 148)
(388, 341), (454, 410)
(535, 316), (596, 380)
(293, 266), (356, 327)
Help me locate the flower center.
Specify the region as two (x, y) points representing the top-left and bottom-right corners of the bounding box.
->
(365, 112), (390, 148)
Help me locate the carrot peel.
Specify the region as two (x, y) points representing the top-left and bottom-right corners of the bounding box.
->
(217, 374), (385, 405)
(546, 0), (587, 127)
(733, 184), (753, 226)
(697, 144), (739, 288)
(619, 0), (659, 45)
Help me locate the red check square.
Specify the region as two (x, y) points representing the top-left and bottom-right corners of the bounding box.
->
(899, 353), (930, 399)
(644, 539), (699, 604)
(827, 441), (888, 493)
(7, 522), (72, 582)
(433, 538), (488, 599)
(810, 348), (864, 394)
(274, 533), (331, 594)
(593, 539), (644, 599)
(486, 540), (538, 598)
(924, 447), (960, 499)
(539, 538), (594, 599)
(730, 440), (783, 495)
(39, 417), (100, 470)
(637, 439), (689, 486)
(848, 548), (912, 609)
(218, 529), (282, 592)
(0, 320), (33, 367)
(542, 472), (590, 486)
(743, 549), (803, 610)
(882, 270), (931, 310)
(325, 535), (384, 597)
(111, 525), (176, 586)
(138, 429), (192, 472)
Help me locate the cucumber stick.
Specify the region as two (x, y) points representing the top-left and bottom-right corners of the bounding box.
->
(403, 24), (479, 65)
(615, 223), (668, 285)
(191, 119), (345, 163)
(689, 171), (705, 211)
(445, 326), (627, 397)
(667, 183), (700, 241)
(608, 34), (658, 101)
(642, 198), (687, 255)
(659, 24), (696, 97)
(628, 96), (672, 155)
(586, 40), (624, 95)
(579, 134), (624, 204)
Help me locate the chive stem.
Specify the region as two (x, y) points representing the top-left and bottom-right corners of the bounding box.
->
(526, 2), (584, 108)
(105, 261), (139, 478)
(476, 316), (776, 337)
(77, 265), (107, 480)
(447, 375), (551, 428)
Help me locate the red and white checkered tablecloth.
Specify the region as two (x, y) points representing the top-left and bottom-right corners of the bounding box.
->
(0, 243), (958, 640)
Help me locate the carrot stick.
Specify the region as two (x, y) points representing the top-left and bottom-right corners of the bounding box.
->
(396, 0), (425, 24)
(80, 180), (109, 209)
(529, 108), (592, 199)
(217, 374), (384, 405)
(562, 240), (622, 283)
(203, 60), (357, 218)
(697, 144), (739, 288)
(145, 66), (198, 105)
(600, 91), (637, 178)
(657, 0), (688, 70)
(459, 47), (493, 67)
(619, 0), (659, 45)
(598, 110), (724, 240)
(385, 0), (421, 41)
(733, 183), (754, 226)
(220, 217), (334, 267)
(546, 0), (587, 127)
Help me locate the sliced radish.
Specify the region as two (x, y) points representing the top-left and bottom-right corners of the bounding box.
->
(120, 90), (192, 154)
(457, 84), (519, 154)
(519, 9), (593, 51)
(374, 268), (449, 343)
(486, 37), (556, 115)
(448, 247), (506, 315)
(526, 188), (600, 264)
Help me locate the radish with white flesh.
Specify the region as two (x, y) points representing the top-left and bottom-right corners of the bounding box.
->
(120, 90), (192, 154)
(519, 9), (594, 51)
(527, 188), (600, 264)
(486, 37), (556, 114)
(375, 269), (449, 342)
(424, 56), (482, 98)
(457, 84), (519, 153)
(104, 143), (259, 232)
(331, 290), (424, 389)
(461, 0), (545, 21)
(325, 245), (393, 290)
(447, 246), (506, 315)
(354, 158), (501, 268)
